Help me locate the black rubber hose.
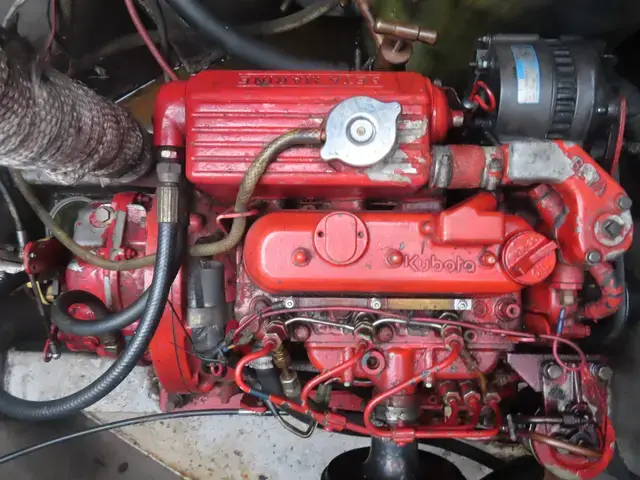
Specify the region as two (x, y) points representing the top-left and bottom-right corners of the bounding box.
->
(50, 291), (111, 336)
(163, 0), (342, 70)
(241, 0), (340, 36)
(48, 225), (186, 337)
(0, 271), (28, 298)
(0, 222), (178, 421)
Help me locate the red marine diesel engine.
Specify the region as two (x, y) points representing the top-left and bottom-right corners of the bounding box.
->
(48, 38), (632, 479)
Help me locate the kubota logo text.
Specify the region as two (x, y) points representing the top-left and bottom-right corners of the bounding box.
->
(405, 254), (476, 273)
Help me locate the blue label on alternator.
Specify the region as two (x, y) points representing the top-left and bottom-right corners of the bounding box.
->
(511, 45), (540, 104)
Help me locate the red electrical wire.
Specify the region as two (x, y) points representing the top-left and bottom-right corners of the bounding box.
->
(469, 80), (497, 113)
(610, 96), (627, 177)
(124, 0), (179, 81)
(233, 341), (371, 436)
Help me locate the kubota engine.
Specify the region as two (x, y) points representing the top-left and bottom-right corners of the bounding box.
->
(51, 38), (631, 479)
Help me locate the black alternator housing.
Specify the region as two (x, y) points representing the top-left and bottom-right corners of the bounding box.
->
(472, 34), (620, 144)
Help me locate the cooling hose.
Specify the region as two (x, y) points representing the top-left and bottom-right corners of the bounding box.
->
(49, 227), (186, 337)
(0, 271), (28, 301)
(0, 222), (177, 421)
(12, 128), (324, 270)
(163, 0), (341, 70)
(241, 0), (340, 36)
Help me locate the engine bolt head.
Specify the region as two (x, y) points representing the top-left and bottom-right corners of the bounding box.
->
(544, 363), (563, 380)
(596, 365), (613, 381)
(386, 249), (404, 268)
(617, 195), (633, 210)
(585, 250), (602, 265)
(472, 301), (488, 317)
(421, 219), (434, 235)
(292, 248), (310, 266)
(480, 251), (497, 267)
(376, 325), (394, 343)
(293, 324), (311, 342)
(93, 206), (114, 226)
(370, 298), (382, 310)
(283, 297), (296, 309)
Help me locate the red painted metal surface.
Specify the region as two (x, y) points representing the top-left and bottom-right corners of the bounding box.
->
(64, 194), (149, 342)
(153, 70), (458, 202)
(23, 238), (68, 276)
(59, 70), (630, 478)
(243, 193), (547, 295)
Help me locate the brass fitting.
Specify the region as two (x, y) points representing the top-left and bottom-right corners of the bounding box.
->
(373, 19), (437, 45)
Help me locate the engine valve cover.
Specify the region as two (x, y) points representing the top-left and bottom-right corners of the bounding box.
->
(243, 193), (557, 295)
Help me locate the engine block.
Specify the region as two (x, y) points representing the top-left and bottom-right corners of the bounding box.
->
(59, 69), (631, 479)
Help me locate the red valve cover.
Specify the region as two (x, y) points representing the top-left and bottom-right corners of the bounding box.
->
(243, 193), (557, 295)
(169, 71), (458, 202)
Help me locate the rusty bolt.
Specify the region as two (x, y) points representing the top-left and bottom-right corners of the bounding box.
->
(376, 325), (394, 343)
(292, 248), (310, 266)
(544, 363), (563, 380)
(472, 300), (488, 317)
(386, 249), (404, 268)
(124, 247), (138, 259)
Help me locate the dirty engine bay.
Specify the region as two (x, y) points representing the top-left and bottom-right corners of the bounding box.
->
(0, 1), (639, 478)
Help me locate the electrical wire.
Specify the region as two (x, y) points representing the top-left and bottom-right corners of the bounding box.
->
(0, 409), (268, 465)
(611, 96), (627, 176)
(124, 0), (179, 81)
(168, 294), (197, 394)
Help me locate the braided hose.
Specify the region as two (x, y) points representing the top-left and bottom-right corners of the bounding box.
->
(0, 40), (149, 184)
(12, 128), (324, 270)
